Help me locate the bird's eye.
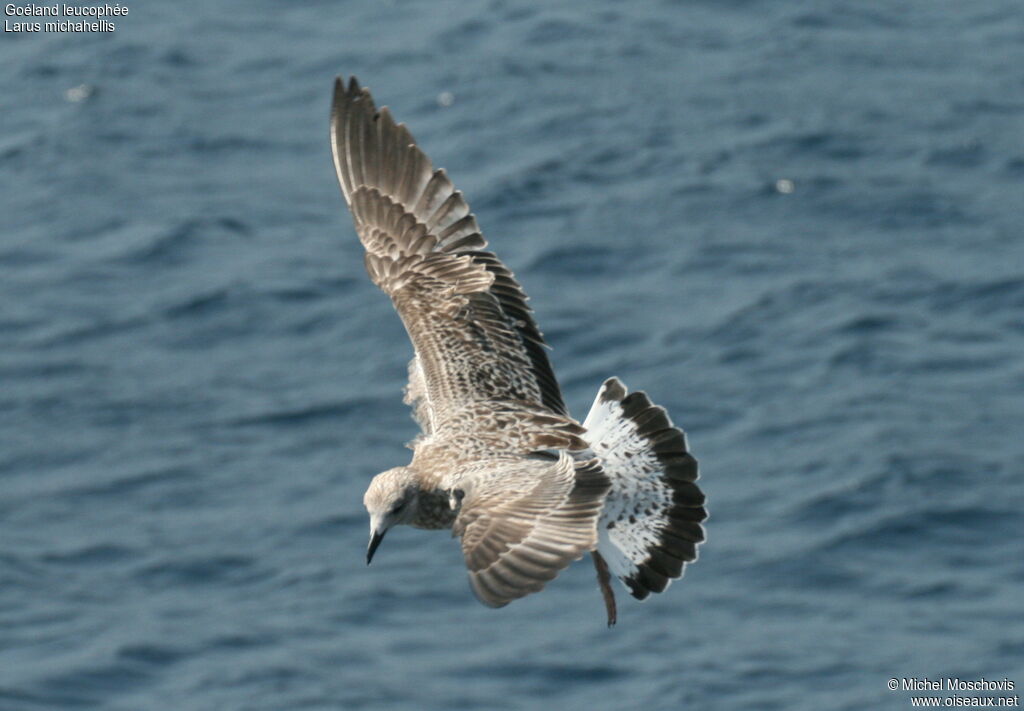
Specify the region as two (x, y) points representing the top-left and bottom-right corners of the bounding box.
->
(390, 502), (405, 515)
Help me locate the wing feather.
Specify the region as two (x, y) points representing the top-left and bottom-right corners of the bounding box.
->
(330, 76), (568, 426)
(453, 454), (610, 607)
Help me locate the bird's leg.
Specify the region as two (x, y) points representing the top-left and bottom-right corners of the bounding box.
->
(591, 551), (617, 627)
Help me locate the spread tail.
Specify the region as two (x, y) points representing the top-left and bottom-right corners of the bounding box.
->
(584, 378), (707, 600)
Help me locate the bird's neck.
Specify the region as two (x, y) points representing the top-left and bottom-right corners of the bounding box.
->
(411, 487), (457, 530)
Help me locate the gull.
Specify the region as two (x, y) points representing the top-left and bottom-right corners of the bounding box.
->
(330, 76), (706, 625)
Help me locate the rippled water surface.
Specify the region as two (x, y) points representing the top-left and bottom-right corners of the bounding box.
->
(2, 2), (1023, 709)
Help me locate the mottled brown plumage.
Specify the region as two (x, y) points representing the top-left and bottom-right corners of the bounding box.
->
(333, 76), (608, 608)
(333, 77), (706, 619)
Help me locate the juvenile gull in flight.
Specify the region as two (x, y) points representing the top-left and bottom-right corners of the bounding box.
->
(330, 76), (706, 625)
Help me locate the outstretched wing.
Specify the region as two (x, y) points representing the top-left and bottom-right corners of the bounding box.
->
(331, 77), (566, 431)
(453, 452), (610, 607)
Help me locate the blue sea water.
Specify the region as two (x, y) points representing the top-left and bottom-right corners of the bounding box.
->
(2, 1), (1023, 709)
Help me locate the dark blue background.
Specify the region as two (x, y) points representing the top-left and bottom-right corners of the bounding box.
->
(2, 2), (1022, 709)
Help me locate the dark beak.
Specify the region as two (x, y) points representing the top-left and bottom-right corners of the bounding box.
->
(366, 529), (385, 565)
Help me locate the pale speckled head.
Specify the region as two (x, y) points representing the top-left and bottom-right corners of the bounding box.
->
(363, 466), (420, 565)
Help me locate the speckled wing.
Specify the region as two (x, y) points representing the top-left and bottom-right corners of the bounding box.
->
(453, 452), (611, 607)
(330, 77), (567, 429)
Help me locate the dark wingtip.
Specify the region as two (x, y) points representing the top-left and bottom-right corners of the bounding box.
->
(332, 75), (363, 104)
(334, 75), (353, 99)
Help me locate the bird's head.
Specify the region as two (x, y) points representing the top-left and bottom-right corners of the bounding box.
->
(363, 466), (420, 565)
